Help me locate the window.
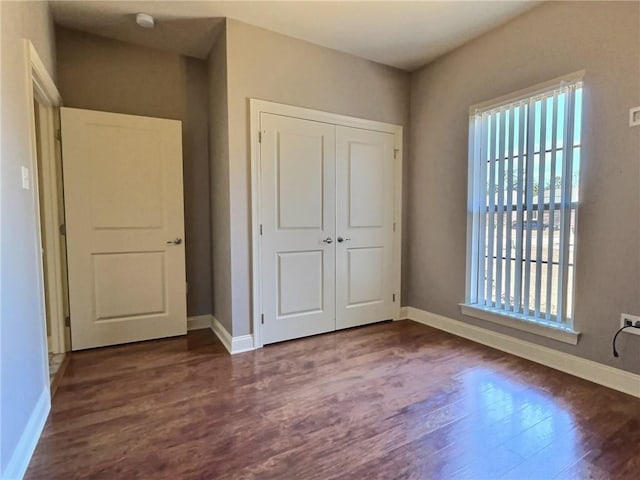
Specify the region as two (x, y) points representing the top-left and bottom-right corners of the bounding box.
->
(465, 73), (583, 333)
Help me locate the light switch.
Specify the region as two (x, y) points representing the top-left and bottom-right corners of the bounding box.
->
(630, 106), (640, 127)
(21, 166), (30, 190)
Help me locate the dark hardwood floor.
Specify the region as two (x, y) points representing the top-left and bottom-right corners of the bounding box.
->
(26, 320), (640, 479)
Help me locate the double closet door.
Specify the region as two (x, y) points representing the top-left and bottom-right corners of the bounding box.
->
(260, 113), (397, 345)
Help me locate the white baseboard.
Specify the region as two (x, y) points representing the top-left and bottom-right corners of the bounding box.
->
(231, 334), (255, 354)
(400, 306), (640, 398)
(187, 315), (213, 331)
(2, 387), (50, 480)
(210, 316), (233, 353)
(190, 314), (255, 355)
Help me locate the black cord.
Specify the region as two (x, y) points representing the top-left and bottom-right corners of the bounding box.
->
(612, 326), (633, 357)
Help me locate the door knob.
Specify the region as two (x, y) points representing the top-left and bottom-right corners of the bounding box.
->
(322, 237), (333, 244)
(167, 238), (183, 245)
(337, 237), (351, 243)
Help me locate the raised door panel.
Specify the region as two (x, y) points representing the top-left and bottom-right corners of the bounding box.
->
(92, 252), (166, 320)
(277, 251), (324, 317)
(347, 247), (384, 306)
(348, 142), (385, 228)
(277, 132), (324, 230)
(87, 126), (164, 229)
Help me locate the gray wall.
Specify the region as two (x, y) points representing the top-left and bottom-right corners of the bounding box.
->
(207, 24), (233, 334)
(407, 1), (640, 373)
(55, 27), (212, 316)
(0, 0), (56, 474)
(225, 19), (411, 336)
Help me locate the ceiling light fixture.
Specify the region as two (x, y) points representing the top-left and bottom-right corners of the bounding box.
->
(136, 13), (155, 29)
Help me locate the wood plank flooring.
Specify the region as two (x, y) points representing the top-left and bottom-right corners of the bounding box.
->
(26, 320), (640, 479)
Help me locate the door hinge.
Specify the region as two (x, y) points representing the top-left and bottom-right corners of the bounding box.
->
(261, 313), (264, 324)
(260, 224), (263, 235)
(65, 316), (70, 327)
(55, 129), (62, 141)
(393, 294), (396, 303)
(258, 131), (262, 143)
(59, 224), (66, 236)
(393, 222), (396, 233)
(394, 148), (399, 159)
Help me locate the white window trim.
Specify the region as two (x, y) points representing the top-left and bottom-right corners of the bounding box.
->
(469, 70), (585, 114)
(464, 71), (585, 343)
(460, 304), (580, 345)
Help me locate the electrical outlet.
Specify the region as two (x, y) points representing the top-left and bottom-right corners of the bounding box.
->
(630, 106), (640, 127)
(620, 313), (640, 335)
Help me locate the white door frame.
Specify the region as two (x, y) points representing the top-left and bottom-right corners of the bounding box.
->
(25, 40), (66, 361)
(249, 99), (403, 348)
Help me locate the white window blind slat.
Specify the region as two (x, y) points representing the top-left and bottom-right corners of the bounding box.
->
(557, 87), (577, 323)
(504, 108), (516, 311)
(523, 98), (536, 316)
(495, 109), (506, 309)
(513, 103), (526, 314)
(477, 114), (489, 305)
(486, 112), (497, 306)
(534, 97), (548, 318)
(545, 92), (559, 320)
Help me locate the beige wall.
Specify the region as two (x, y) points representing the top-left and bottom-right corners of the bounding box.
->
(407, 1), (640, 373)
(225, 19), (411, 336)
(0, 1), (56, 474)
(207, 24), (233, 333)
(55, 27), (212, 316)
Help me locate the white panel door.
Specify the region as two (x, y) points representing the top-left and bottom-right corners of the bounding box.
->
(61, 107), (186, 350)
(336, 126), (395, 329)
(260, 113), (336, 344)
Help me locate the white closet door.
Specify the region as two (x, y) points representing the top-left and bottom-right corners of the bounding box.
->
(335, 126), (395, 329)
(61, 108), (187, 350)
(260, 113), (336, 344)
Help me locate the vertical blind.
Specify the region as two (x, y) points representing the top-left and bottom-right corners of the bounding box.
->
(467, 78), (583, 326)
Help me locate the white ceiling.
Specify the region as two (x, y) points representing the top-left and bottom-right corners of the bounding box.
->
(50, 1), (540, 71)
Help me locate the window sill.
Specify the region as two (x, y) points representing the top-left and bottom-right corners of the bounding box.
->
(459, 304), (580, 345)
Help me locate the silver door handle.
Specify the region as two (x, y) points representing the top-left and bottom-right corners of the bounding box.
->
(167, 238), (183, 245)
(337, 237), (351, 243)
(322, 237), (333, 244)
